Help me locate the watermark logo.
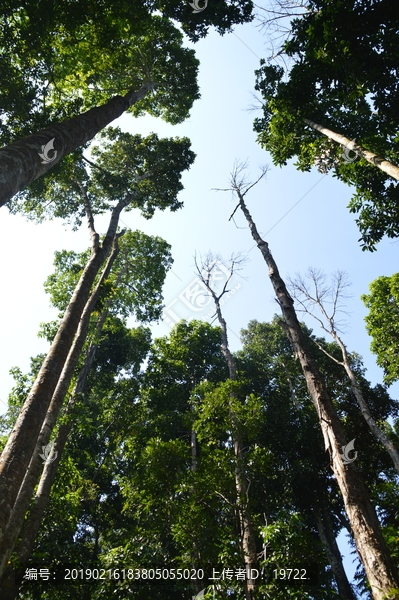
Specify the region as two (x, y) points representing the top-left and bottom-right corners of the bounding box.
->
(39, 441), (58, 464)
(188, 0), (208, 13)
(38, 138), (57, 164)
(342, 139), (359, 164)
(162, 260), (241, 328)
(340, 438), (357, 465)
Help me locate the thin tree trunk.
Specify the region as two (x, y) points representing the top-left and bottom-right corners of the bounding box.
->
(337, 339), (399, 476)
(314, 502), (356, 600)
(304, 118), (399, 180)
(0, 82), (155, 205)
(236, 191), (399, 599)
(288, 271), (399, 476)
(191, 428), (197, 472)
(210, 294), (259, 599)
(314, 332), (399, 476)
(0, 237), (120, 583)
(0, 193), (133, 542)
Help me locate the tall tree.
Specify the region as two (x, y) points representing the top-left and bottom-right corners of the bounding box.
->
(0, 16), (199, 206)
(0, 132), (194, 544)
(288, 268), (399, 475)
(225, 163), (399, 599)
(195, 254), (259, 599)
(0, 231), (172, 598)
(238, 317), (357, 599)
(253, 0), (399, 250)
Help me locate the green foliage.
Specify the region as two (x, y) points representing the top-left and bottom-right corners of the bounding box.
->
(258, 511), (337, 599)
(362, 274), (399, 384)
(10, 128), (195, 226)
(0, 0), (254, 149)
(89, 128), (195, 217)
(11, 316), (399, 599)
(41, 229), (173, 327)
(253, 1), (399, 250)
(0, 11), (200, 142)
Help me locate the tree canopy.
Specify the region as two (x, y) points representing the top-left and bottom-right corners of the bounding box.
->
(253, 0), (399, 250)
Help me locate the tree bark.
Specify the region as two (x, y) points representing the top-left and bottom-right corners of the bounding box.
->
(236, 191), (399, 600)
(304, 118), (399, 180)
(206, 287), (259, 599)
(336, 338), (399, 476)
(314, 501), (356, 600)
(0, 237), (120, 583)
(0, 193), (132, 543)
(0, 82), (155, 206)
(0, 298), (117, 600)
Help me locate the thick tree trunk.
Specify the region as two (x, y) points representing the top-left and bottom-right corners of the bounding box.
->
(304, 118), (399, 180)
(0, 239), (120, 583)
(0, 318), (112, 600)
(314, 502), (356, 600)
(236, 192), (399, 599)
(0, 82), (154, 206)
(0, 195), (131, 543)
(0, 263), (124, 599)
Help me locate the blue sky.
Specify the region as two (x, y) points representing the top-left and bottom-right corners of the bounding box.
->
(0, 12), (397, 597)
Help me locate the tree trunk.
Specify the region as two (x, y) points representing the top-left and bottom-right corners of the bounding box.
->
(0, 238), (120, 583)
(211, 296), (259, 599)
(0, 82), (154, 206)
(0, 254), (126, 599)
(314, 502), (356, 600)
(0, 310), (113, 600)
(0, 194), (131, 543)
(236, 191), (399, 600)
(336, 338), (399, 476)
(304, 118), (399, 180)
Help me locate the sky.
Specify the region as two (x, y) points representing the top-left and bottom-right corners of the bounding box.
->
(0, 8), (397, 597)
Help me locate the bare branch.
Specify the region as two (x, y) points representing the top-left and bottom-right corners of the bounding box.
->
(230, 161), (269, 198)
(288, 268), (352, 336)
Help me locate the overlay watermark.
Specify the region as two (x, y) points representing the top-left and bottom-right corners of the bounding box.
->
(342, 139), (359, 164)
(188, 0), (208, 13)
(38, 138), (57, 164)
(39, 441), (58, 464)
(339, 438), (357, 465)
(162, 260), (242, 328)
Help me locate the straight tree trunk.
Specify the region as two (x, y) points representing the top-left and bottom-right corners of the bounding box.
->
(0, 82), (154, 206)
(0, 192), (133, 543)
(314, 501), (356, 600)
(313, 331), (399, 476)
(0, 283), (119, 600)
(204, 283), (259, 599)
(0, 237), (120, 583)
(336, 339), (399, 476)
(235, 190), (399, 599)
(304, 118), (399, 180)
